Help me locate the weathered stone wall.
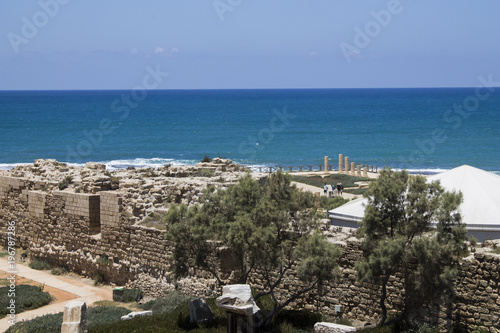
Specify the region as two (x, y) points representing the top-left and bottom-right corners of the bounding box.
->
(1, 174), (500, 331)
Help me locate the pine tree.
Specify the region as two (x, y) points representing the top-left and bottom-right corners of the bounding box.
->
(356, 169), (470, 326)
(165, 171), (340, 329)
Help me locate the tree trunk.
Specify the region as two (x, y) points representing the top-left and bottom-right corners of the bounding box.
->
(378, 272), (391, 326)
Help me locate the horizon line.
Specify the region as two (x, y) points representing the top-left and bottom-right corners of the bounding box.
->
(1, 86), (498, 92)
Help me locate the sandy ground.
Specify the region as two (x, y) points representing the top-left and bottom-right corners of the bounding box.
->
(0, 258), (113, 332)
(291, 170), (378, 201)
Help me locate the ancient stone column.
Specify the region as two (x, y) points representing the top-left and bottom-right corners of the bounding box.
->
(338, 154), (343, 173)
(345, 156), (350, 174)
(350, 162), (355, 175)
(61, 301), (87, 333)
(357, 164), (361, 177)
(363, 167), (368, 178)
(324, 156), (329, 174)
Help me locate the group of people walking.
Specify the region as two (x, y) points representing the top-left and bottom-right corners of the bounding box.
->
(324, 183), (343, 197)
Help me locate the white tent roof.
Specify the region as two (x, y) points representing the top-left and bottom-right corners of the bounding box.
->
(328, 165), (500, 238)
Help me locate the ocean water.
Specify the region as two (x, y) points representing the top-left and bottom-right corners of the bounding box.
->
(1, 89), (499, 173)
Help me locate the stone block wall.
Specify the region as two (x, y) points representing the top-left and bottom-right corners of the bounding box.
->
(1, 174), (500, 331)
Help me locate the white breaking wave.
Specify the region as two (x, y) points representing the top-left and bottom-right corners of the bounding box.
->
(102, 158), (198, 170)
(0, 163), (30, 171)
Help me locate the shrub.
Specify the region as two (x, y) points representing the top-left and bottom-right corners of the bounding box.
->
(58, 175), (73, 190)
(201, 155), (211, 163)
(29, 259), (52, 270)
(5, 305), (130, 333)
(201, 168), (215, 177)
(51, 267), (68, 275)
(0, 285), (51, 318)
(5, 312), (63, 333)
(139, 290), (192, 314)
(114, 288), (143, 303)
(93, 273), (105, 285)
(96, 255), (108, 266)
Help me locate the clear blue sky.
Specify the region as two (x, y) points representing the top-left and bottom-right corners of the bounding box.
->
(1, 0), (499, 90)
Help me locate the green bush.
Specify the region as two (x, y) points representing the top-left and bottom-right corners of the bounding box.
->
(96, 255), (108, 266)
(114, 288), (143, 303)
(50, 267), (68, 275)
(320, 196), (350, 210)
(139, 290), (192, 313)
(5, 312), (62, 333)
(5, 305), (130, 333)
(28, 259), (52, 270)
(0, 285), (51, 318)
(201, 155), (212, 163)
(93, 273), (105, 285)
(201, 168), (215, 177)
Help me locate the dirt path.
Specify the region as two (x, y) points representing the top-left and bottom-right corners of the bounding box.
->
(0, 258), (113, 332)
(291, 181), (359, 200)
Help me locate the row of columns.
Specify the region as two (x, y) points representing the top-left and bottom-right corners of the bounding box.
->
(324, 155), (368, 177)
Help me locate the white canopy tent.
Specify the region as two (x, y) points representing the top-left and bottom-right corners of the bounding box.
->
(327, 165), (500, 242)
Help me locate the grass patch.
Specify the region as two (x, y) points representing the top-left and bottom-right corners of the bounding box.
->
(0, 285), (51, 319)
(343, 188), (368, 195)
(139, 211), (168, 230)
(28, 259), (52, 270)
(5, 305), (130, 333)
(138, 290), (192, 314)
(292, 174), (371, 189)
(319, 196), (350, 210)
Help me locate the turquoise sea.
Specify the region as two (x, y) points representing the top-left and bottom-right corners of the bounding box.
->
(1, 89), (499, 173)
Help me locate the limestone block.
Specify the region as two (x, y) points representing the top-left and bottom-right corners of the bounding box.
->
(85, 162), (106, 170)
(61, 301), (87, 333)
(314, 322), (356, 333)
(216, 284), (260, 316)
(189, 298), (215, 324)
(120, 310), (152, 320)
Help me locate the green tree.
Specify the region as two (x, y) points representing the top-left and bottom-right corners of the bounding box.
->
(356, 169), (470, 326)
(166, 171), (340, 329)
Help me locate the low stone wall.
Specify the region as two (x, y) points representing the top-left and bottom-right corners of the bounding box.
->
(1, 173), (500, 332)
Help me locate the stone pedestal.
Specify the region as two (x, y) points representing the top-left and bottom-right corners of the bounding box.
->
(350, 162), (355, 175)
(363, 167), (368, 178)
(324, 156), (329, 174)
(345, 157), (350, 174)
(338, 154), (343, 173)
(357, 165), (361, 177)
(61, 301), (87, 333)
(216, 284), (260, 333)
